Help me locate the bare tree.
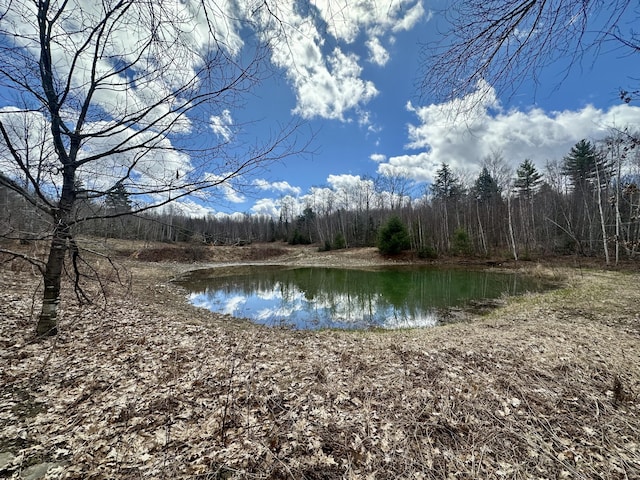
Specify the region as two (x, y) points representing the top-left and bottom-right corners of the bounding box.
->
(421, 0), (637, 106)
(0, 0), (304, 336)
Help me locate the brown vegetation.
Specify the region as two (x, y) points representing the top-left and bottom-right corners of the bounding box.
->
(1, 242), (639, 479)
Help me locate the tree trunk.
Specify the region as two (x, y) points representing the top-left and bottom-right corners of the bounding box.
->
(594, 161), (610, 265)
(37, 227), (69, 336)
(36, 162), (76, 336)
(507, 194), (518, 261)
(476, 201), (487, 255)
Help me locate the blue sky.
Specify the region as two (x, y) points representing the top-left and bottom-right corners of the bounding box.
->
(206, 0), (640, 218)
(2, 0), (639, 219)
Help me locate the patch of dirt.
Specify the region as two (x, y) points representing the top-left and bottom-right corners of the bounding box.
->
(1, 241), (639, 479)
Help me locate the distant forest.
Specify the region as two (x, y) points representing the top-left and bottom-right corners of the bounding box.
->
(2, 137), (639, 264)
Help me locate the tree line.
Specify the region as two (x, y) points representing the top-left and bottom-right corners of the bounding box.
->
(4, 136), (638, 264)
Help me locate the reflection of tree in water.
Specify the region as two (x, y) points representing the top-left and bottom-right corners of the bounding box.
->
(180, 266), (548, 329)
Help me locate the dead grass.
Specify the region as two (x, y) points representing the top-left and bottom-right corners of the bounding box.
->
(1, 243), (639, 479)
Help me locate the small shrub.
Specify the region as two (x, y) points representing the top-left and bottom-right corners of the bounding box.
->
(289, 230), (311, 245)
(333, 232), (346, 250)
(377, 216), (411, 255)
(417, 245), (438, 259)
(318, 240), (332, 252)
(451, 228), (472, 256)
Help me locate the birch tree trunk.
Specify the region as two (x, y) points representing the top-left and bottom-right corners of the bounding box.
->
(594, 161), (610, 265)
(507, 193), (518, 261)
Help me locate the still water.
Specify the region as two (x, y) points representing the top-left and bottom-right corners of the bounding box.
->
(176, 265), (551, 330)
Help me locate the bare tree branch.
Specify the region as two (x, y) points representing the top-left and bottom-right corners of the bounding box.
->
(420, 0), (636, 109)
(0, 0), (310, 335)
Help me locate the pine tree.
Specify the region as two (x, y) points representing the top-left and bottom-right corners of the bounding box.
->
(562, 139), (610, 192)
(514, 159), (542, 199)
(431, 162), (465, 199)
(472, 167), (500, 203)
(106, 181), (132, 215)
(377, 216), (411, 255)
(430, 163), (465, 252)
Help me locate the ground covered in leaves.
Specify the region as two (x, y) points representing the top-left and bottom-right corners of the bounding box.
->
(1, 242), (639, 479)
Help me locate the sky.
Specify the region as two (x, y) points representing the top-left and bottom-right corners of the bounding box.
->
(1, 0), (640, 219)
(205, 0), (640, 218)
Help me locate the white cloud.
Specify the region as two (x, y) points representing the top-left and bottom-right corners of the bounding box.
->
(251, 198), (281, 217)
(210, 110), (234, 142)
(312, 0), (426, 42)
(6, 0), (427, 129)
(370, 153), (387, 163)
(327, 173), (368, 191)
(253, 179), (302, 195)
(392, 2), (427, 32)
(218, 183), (245, 204)
(376, 82), (640, 183)
(248, 172), (416, 218)
(202, 172), (246, 204)
(378, 153), (430, 180)
(366, 36), (390, 66)
(0, 107), (57, 184)
(3, 0), (249, 136)
(252, 0), (427, 122)
(289, 47), (379, 121)
(0, 107), (198, 197)
(154, 199), (216, 218)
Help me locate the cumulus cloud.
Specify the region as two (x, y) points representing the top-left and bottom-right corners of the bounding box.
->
(201, 173), (246, 204)
(253, 0), (427, 122)
(327, 173), (367, 191)
(253, 179), (302, 195)
(313, 0), (426, 42)
(2, 0), (249, 136)
(0, 107), (198, 197)
(0, 107), (57, 183)
(210, 110), (234, 142)
(248, 172), (414, 218)
(392, 1), (427, 32)
(153, 199), (216, 218)
(366, 37), (390, 66)
(370, 153), (387, 163)
(290, 48), (379, 121)
(251, 198), (280, 217)
(376, 82), (640, 183)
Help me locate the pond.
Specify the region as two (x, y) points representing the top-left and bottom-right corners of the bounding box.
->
(176, 265), (553, 330)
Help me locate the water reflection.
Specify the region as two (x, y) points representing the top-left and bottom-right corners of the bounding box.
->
(178, 266), (549, 330)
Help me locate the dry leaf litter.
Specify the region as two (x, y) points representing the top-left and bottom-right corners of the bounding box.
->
(1, 244), (639, 479)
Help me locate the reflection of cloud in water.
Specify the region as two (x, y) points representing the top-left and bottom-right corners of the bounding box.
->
(256, 305), (299, 321)
(256, 287), (283, 301)
(383, 311), (439, 329)
(189, 292), (212, 310)
(189, 287), (432, 329)
(189, 292), (248, 316)
(222, 295), (247, 315)
(256, 288), (305, 322)
(180, 266), (550, 330)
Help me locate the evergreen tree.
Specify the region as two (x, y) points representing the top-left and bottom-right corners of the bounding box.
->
(333, 232), (346, 250)
(377, 216), (411, 255)
(562, 139), (610, 192)
(514, 159), (543, 199)
(431, 162), (465, 199)
(472, 167), (500, 203)
(430, 162), (465, 251)
(451, 228), (473, 256)
(106, 181), (132, 215)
